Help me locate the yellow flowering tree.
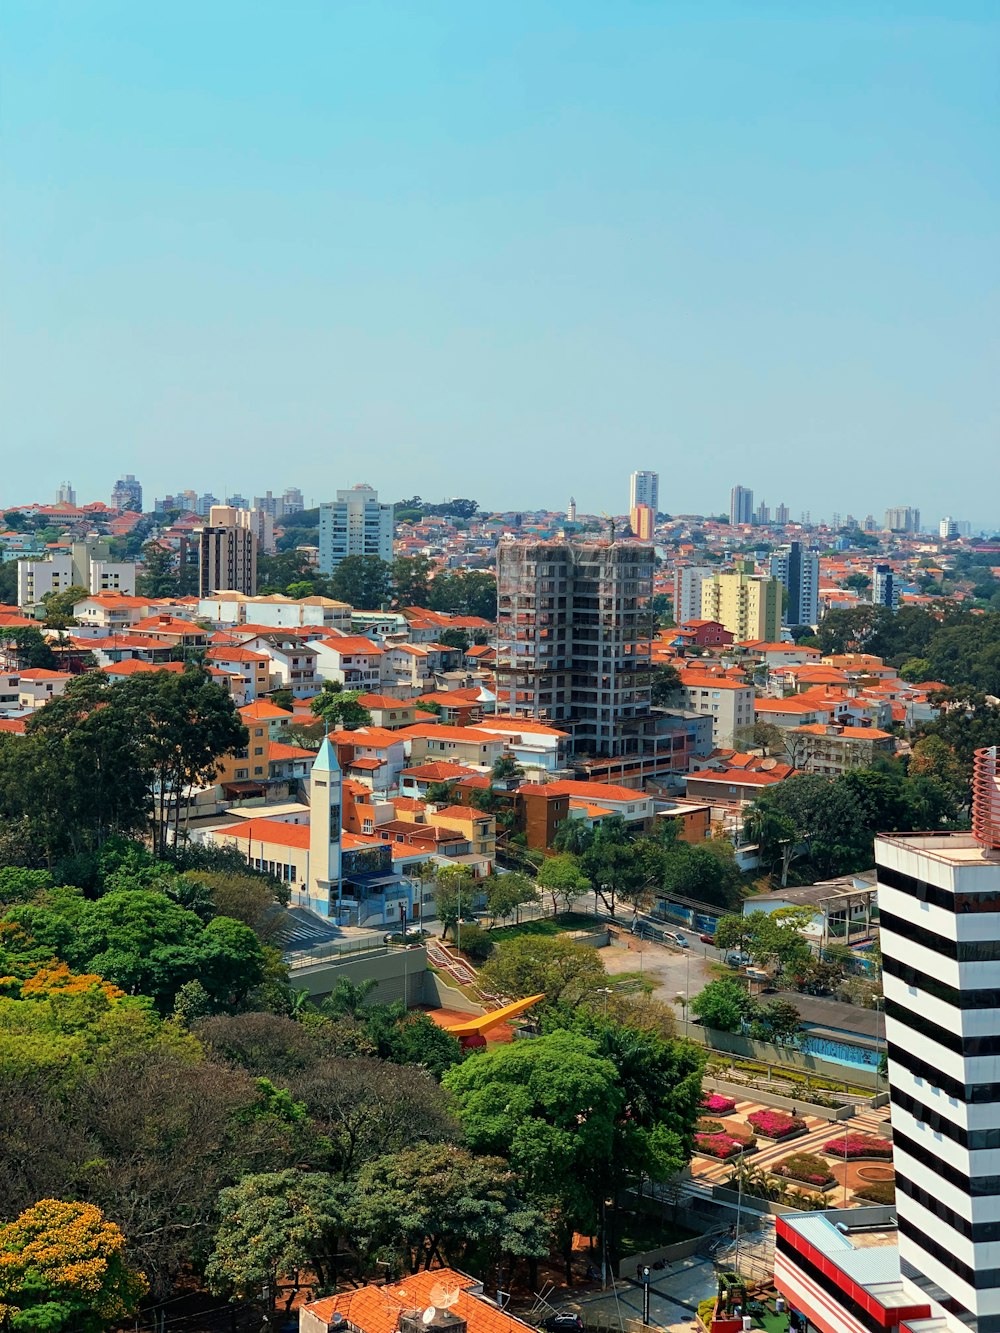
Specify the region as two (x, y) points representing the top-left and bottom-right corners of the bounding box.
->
(0, 1199), (147, 1331)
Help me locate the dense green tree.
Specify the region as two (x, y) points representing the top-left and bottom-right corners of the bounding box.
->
(690, 977), (755, 1033)
(428, 570), (497, 620)
(328, 555), (392, 609)
(438, 626), (471, 651)
(433, 863), (475, 940)
(484, 872), (538, 926)
(537, 854), (590, 914)
(40, 584), (89, 627)
(310, 683), (372, 731)
(349, 1144), (547, 1275)
(136, 543), (179, 598)
(650, 664), (682, 706)
(478, 934), (607, 1007)
(362, 1003), (463, 1079)
(391, 555), (434, 607)
(207, 1170), (346, 1304)
(0, 559), (17, 607)
(0, 627), (57, 669)
(443, 1030), (621, 1275)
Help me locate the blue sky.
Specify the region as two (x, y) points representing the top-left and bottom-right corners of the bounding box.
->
(2, 2), (997, 525)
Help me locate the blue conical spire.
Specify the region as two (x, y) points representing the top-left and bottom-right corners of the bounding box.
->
(312, 735), (341, 773)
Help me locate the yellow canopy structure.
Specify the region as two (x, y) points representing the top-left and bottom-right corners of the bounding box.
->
(444, 993), (545, 1038)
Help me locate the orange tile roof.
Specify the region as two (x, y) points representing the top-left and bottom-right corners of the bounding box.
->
(401, 761), (477, 780)
(217, 819), (311, 850)
(103, 659), (186, 676)
(314, 635), (384, 654)
(545, 779), (650, 803)
(240, 700), (292, 720)
(395, 724), (507, 743)
(302, 1269), (534, 1333)
(267, 741), (315, 761)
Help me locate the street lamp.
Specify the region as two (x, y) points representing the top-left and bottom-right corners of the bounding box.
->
(596, 986), (612, 1016)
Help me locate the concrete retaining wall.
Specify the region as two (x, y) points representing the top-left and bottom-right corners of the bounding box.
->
(292, 946), (427, 1007)
(689, 1025), (879, 1091)
(703, 1076), (855, 1122)
(615, 1233), (709, 1280)
(422, 971), (484, 1015)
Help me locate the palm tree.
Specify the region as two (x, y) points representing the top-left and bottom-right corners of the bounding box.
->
(491, 754), (524, 784)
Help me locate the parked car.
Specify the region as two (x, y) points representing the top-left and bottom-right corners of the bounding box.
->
(541, 1316), (584, 1333)
(699, 932), (715, 945)
(383, 928), (431, 945)
(726, 950), (751, 968)
(672, 931), (690, 948)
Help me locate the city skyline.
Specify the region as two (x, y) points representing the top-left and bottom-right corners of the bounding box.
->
(3, 3), (997, 524)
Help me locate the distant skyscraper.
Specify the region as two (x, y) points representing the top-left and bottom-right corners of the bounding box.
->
(884, 506), (921, 533)
(567, 497), (577, 524)
(195, 492), (217, 517)
(198, 505), (258, 596)
(770, 541), (820, 628)
(730, 486), (753, 526)
(939, 517), (959, 540)
(55, 481), (76, 506)
(111, 474), (143, 513)
(872, 564), (901, 611)
(281, 487), (305, 516)
(755, 500), (770, 525)
(630, 470), (659, 515)
(225, 494), (249, 510)
(318, 484), (394, 576)
(774, 502), (789, 526)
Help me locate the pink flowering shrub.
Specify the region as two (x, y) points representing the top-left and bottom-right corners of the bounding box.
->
(772, 1152), (835, 1188)
(694, 1131), (756, 1160)
(747, 1109), (806, 1139)
(700, 1093), (737, 1115)
(822, 1134), (893, 1159)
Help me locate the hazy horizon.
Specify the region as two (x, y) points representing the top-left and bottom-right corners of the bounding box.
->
(3, 2), (997, 525)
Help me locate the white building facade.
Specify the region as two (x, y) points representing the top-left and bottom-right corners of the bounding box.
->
(877, 752), (1000, 1333)
(318, 485), (393, 576)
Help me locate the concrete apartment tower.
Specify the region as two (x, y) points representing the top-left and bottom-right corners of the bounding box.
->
(197, 505), (258, 597)
(877, 746), (1000, 1333)
(770, 540), (820, 628)
(495, 539), (654, 757)
(304, 736), (343, 917)
(700, 564), (783, 642)
(318, 484), (394, 575)
(629, 470), (659, 514)
(730, 485), (753, 526)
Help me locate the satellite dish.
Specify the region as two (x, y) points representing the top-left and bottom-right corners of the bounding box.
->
(430, 1286), (460, 1311)
(332, 1316), (345, 1328)
(759, 757), (778, 770)
(422, 1309), (437, 1325)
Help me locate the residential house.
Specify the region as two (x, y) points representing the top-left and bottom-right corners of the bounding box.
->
(675, 669), (755, 748)
(312, 636), (384, 691)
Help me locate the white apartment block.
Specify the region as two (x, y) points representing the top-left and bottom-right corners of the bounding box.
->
(677, 670), (754, 748)
(197, 593), (351, 631)
(673, 565), (715, 625)
(318, 484), (393, 576)
(877, 748), (1000, 1333)
(18, 549), (136, 609)
(629, 470), (659, 514)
